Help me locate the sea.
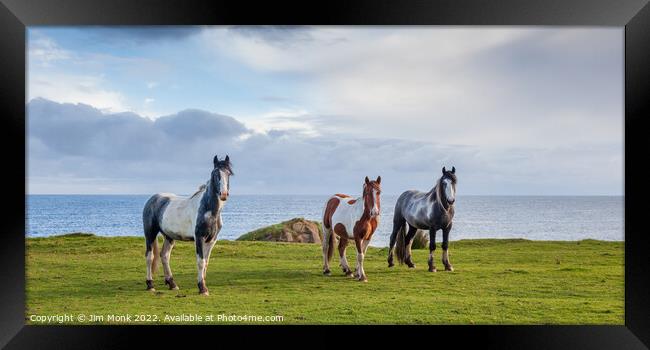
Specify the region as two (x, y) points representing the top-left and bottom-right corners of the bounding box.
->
(25, 195), (624, 247)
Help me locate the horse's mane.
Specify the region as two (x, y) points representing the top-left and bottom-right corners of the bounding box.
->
(434, 178), (443, 206)
(215, 160), (234, 175)
(190, 183), (207, 199)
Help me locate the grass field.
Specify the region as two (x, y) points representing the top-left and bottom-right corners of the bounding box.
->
(26, 234), (624, 325)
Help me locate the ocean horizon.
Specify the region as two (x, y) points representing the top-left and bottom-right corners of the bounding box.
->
(26, 194), (624, 247)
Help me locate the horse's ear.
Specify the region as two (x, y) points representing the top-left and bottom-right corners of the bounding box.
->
(451, 166), (456, 174)
(213, 155), (219, 167)
(442, 166), (446, 174)
(365, 176), (370, 185)
(376, 176), (381, 184)
(225, 155), (230, 163)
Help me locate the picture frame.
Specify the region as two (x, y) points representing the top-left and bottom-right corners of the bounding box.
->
(1, 0), (648, 348)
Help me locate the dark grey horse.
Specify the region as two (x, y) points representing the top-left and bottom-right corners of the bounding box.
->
(142, 155), (232, 295)
(388, 167), (457, 272)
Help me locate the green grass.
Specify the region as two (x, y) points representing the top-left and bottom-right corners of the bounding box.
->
(26, 234), (624, 325)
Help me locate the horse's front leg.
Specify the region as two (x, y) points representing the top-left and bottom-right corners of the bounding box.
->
(195, 238), (216, 295)
(428, 229), (437, 272)
(205, 216), (222, 269)
(355, 238), (369, 282)
(441, 223), (454, 271)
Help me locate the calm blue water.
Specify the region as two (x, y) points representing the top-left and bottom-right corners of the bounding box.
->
(26, 195), (624, 246)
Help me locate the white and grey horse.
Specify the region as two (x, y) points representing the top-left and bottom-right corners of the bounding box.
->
(142, 155), (232, 295)
(388, 167), (457, 272)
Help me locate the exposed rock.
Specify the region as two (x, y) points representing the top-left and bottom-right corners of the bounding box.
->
(237, 218), (323, 244)
(280, 229), (294, 242)
(411, 229), (429, 249)
(291, 220), (321, 243)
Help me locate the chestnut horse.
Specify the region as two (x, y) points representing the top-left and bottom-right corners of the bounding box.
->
(321, 176), (381, 282)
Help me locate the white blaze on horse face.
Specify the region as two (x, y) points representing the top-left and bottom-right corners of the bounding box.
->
(370, 189), (380, 217)
(443, 179), (455, 203)
(219, 170), (229, 200)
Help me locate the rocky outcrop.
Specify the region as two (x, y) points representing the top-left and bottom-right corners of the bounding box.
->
(236, 218), (322, 244)
(411, 229), (429, 249)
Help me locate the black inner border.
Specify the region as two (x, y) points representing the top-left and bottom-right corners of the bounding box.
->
(1, 0), (649, 348)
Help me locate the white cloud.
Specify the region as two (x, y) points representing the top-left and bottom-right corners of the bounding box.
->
(27, 31), (175, 115)
(201, 27), (623, 150)
(241, 109), (319, 136)
(28, 72), (128, 112)
(203, 27), (524, 73)
(28, 32), (71, 67)
(27, 98), (622, 195)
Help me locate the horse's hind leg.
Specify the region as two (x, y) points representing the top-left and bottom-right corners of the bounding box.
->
(144, 235), (159, 291)
(441, 223), (454, 271)
(404, 226), (418, 268)
(338, 237), (353, 277)
(161, 237), (178, 290)
(388, 214), (405, 267)
(143, 199), (161, 291)
(322, 228), (332, 275)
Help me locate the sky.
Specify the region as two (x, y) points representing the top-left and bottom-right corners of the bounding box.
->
(27, 26), (623, 195)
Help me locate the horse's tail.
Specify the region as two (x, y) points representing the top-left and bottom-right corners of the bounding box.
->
(322, 196), (340, 263)
(395, 224), (407, 264)
(151, 237), (160, 274)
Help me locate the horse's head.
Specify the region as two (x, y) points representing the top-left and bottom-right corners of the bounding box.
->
(212, 155), (233, 201)
(440, 166), (457, 205)
(363, 176), (382, 218)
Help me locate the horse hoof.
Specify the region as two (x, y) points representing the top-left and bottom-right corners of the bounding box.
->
(388, 262), (394, 268)
(165, 278), (178, 290)
(147, 288), (156, 292)
(197, 281), (208, 295)
(428, 267), (437, 272)
(345, 272), (354, 277)
(407, 264), (416, 269)
(445, 266), (454, 272)
(323, 270), (331, 276)
(358, 277), (368, 282)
